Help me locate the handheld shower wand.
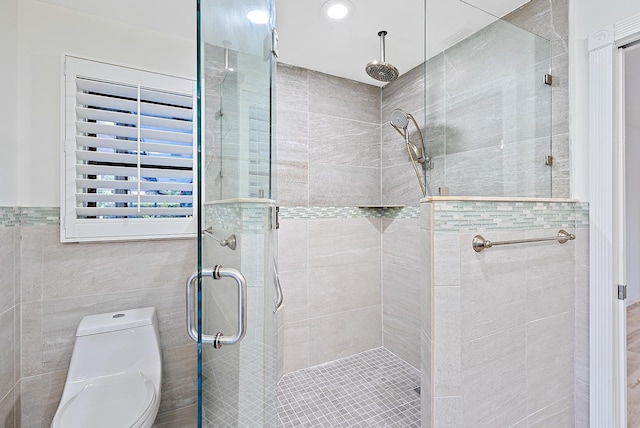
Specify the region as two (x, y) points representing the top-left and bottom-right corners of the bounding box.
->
(389, 109), (428, 197)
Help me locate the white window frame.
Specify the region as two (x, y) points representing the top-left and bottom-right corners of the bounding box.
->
(61, 55), (198, 242)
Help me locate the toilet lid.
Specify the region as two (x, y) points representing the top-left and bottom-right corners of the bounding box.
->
(55, 371), (156, 428)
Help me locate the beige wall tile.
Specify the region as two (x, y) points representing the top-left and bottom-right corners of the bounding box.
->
(0, 307), (16, 402)
(309, 114), (381, 168)
(309, 165), (381, 206)
(381, 63), (426, 123)
(433, 286), (461, 397)
(19, 225), (46, 303)
(158, 344), (197, 415)
(459, 231), (527, 342)
(382, 218), (420, 267)
(276, 63), (308, 112)
(0, 384), (17, 428)
(282, 320), (309, 375)
(21, 301), (42, 377)
(308, 262), (380, 318)
(0, 228), (15, 314)
(526, 311), (574, 414)
(277, 219), (308, 271)
(526, 394), (575, 428)
(383, 261), (420, 368)
(381, 163), (426, 207)
(20, 370), (66, 428)
(524, 228), (575, 322)
(308, 306), (381, 366)
(433, 233), (460, 286)
(42, 234), (195, 299)
(421, 331), (433, 428)
(308, 70), (380, 124)
(421, 226), (433, 340)
(434, 396), (461, 427)
(308, 218), (380, 269)
(13, 303), (20, 388)
(461, 326), (527, 428)
(278, 269), (307, 324)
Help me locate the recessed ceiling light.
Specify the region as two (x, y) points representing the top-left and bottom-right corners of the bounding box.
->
(321, 0), (353, 20)
(247, 9), (269, 24)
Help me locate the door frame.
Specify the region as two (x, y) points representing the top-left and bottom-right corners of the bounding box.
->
(588, 13), (640, 427)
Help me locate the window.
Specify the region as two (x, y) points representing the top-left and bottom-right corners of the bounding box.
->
(61, 56), (197, 242)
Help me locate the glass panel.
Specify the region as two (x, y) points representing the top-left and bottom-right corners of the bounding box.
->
(201, 202), (278, 427)
(220, 53), (273, 199)
(425, 0), (552, 197)
(198, 0), (277, 426)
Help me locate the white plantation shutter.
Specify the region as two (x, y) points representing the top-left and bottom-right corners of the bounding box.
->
(62, 56), (197, 242)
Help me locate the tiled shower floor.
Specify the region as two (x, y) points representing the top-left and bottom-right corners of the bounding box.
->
(277, 348), (421, 427)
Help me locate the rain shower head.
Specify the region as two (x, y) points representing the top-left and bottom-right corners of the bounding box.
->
(365, 31), (399, 83)
(390, 108), (409, 130)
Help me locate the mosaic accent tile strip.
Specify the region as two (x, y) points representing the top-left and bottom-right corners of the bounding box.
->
(205, 201), (276, 233)
(1, 203), (589, 231)
(19, 207), (60, 226)
(575, 202), (590, 228)
(0, 207), (21, 228)
(0, 207), (60, 228)
(431, 200), (585, 232)
(277, 347), (421, 427)
(278, 206), (420, 220)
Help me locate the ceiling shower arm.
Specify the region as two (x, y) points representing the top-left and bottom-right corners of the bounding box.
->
(379, 30), (387, 62)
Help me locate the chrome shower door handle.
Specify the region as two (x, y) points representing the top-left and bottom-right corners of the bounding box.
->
(212, 265), (247, 347)
(273, 264), (284, 313)
(186, 265), (247, 348)
(186, 269), (217, 344)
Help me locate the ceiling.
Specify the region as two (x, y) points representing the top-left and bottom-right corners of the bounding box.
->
(277, 0), (530, 86)
(35, 0), (530, 87)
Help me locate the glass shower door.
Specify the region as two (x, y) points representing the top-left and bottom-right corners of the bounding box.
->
(193, 0), (278, 426)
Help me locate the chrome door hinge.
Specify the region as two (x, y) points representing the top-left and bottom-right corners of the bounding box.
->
(264, 28), (279, 61)
(544, 74), (553, 85)
(618, 284), (627, 300)
(544, 155), (553, 166)
(275, 206), (280, 230)
(272, 28), (279, 58)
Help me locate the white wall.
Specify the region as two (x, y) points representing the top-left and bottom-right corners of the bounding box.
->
(14, 0), (196, 207)
(0, 0), (19, 206)
(571, 0), (640, 201)
(626, 46), (640, 304)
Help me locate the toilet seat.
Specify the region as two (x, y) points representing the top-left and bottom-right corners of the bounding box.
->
(51, 371), (156, 428)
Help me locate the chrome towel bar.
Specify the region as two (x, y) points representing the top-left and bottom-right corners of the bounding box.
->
(203, 227), (236, 250)
(472, 229), (576, 253)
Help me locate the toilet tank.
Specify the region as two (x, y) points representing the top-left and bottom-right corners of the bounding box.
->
(66, 307), (161, 383)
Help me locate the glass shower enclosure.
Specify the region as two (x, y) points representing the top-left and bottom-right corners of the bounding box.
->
(190, 0), (279, 426)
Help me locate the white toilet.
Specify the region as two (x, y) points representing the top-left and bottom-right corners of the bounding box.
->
(51, 307), (162, 428)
